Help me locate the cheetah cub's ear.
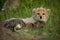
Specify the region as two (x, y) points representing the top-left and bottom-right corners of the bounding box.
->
(47, 9), (50, 14)
(32, 8), (36, 13)
(32, 8), (40, 13)
(32, 8), (40, 15)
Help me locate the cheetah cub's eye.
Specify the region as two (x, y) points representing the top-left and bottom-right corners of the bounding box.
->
(43, 13), (45, 15)
(37, 13), (40, 15)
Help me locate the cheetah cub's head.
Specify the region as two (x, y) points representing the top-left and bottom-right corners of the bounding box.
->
(32, 7), (50, 22)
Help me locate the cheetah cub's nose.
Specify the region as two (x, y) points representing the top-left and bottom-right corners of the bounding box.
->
(40, 16), (42, 19)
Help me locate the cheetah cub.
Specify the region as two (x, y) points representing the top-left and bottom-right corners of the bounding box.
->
(3, 7), (50, 32)
(22, 7), (50, 29)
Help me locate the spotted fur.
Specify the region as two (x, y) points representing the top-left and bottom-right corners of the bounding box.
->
(3, 18), (25, 32)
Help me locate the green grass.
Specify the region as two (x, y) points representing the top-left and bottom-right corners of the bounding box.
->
(0, 0), (60, 40)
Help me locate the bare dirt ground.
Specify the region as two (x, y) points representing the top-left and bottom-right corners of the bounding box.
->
(0, 22), (47, 40)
